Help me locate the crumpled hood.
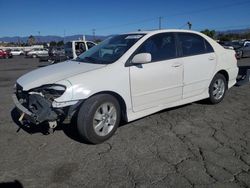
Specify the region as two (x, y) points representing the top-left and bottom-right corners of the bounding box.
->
(17, 60), (106, 90)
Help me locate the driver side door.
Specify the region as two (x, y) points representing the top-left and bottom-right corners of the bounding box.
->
(129, 33), (183, 112)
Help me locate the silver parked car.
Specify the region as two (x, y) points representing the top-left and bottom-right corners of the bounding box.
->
(26, 48), (48, 58)
(237, 42), (250, 58)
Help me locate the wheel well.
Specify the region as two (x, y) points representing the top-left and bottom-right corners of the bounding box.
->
(92, 91), (128, 122)
(217, 70), (229, 83)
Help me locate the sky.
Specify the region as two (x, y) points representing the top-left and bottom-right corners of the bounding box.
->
(1, 0), (250, 37)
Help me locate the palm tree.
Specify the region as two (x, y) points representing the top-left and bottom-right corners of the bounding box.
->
(27, 35), (36, 46)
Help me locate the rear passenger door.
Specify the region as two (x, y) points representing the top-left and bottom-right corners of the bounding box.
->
(177, 33), (216, 99)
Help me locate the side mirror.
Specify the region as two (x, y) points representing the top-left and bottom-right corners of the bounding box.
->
(131, 53), (152, 64)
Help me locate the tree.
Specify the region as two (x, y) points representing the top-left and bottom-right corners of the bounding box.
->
(217, 34), (231, 41)
(94, 39), (102, 44)
(49, 41), (57, 47)
(201, 29), (216, 39)
(57, 40), (64, 46)
(27, 35), (36, 46)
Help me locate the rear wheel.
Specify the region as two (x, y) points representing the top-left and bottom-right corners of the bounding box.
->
(32, 54), (37, 58)
(208, 73), (227, 104)
(77, 94), (121, 144)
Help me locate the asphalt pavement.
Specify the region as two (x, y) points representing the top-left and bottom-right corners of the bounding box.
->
(0, 56), (250, 188)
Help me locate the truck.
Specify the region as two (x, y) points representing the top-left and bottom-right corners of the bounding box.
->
(64, 40), (96, 59)
(40, 40), (96, 63)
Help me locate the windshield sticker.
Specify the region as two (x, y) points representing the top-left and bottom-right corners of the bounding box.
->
(125, 35), (143, 39)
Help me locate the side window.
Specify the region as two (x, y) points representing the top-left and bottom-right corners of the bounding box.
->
(136, 33), (177, 62)
(87, 42), (95, 49)
(205, 40), (214, 53)
(75, 42), (86, 56)
(178, 33), (206, 56)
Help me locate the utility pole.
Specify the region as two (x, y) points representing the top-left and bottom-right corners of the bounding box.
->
(92, 29), (96, 41)
(187, 22), (192, 30)
(63, 29), (66, 43)
(38, 31), (40, 44)
(159, 17), (162, 30)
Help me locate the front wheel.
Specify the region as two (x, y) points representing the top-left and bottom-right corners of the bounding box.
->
(208, 73), (227, 104)
(77, 94), (121, 144)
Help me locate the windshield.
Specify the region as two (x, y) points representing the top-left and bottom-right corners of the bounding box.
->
(75, 34), (145, 64)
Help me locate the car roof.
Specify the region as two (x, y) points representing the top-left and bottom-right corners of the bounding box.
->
(125, 29), (225, 53)
(125, 29), (204, 35)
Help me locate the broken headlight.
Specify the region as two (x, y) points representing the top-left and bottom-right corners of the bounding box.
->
(30, 84), (66, 101)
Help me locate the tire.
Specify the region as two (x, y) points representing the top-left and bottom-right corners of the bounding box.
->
(32, 54), (37, 58)
(208, 73), (227, 104)
(77, 94), (121, 144)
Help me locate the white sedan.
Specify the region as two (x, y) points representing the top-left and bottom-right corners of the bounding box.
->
(13, 29), (238, 144)
(11, 49), (24, 56)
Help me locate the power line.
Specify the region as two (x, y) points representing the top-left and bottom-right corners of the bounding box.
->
(92, 17), (158, 32)
(166, 0), (250, 18)
(81, 0), (250, 35)
(179, 22), (192, 30)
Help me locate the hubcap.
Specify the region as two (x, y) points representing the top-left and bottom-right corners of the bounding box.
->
(212, 78), (225, 100)
(93, 103), (117, 136)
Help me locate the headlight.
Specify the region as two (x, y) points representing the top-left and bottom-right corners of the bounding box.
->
(30, 84), (66, 101)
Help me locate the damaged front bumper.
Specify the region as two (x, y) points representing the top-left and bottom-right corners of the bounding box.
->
(12, 94), (58, 124)
(12, 94), (36, 123)
(12, 93), (82, 126)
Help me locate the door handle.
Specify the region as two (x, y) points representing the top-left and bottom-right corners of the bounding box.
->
(172, 62), (182, 67)
(208, 56), (215, 60)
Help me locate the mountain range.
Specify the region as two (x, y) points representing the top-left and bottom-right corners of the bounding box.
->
(1, 28), (250, 43)
(216, 28), (250, 35)
(0, 35), (107, 43)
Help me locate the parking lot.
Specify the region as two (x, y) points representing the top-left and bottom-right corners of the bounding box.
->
(0, 56), (250, 188)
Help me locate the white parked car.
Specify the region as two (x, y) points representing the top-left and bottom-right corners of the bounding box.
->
(11, 49), (24, 56)
(13, 29), (238, 144)
(26, 48), (48, 58)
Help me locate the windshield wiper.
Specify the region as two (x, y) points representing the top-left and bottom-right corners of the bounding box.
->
(83, 57), (97, 63)
(74, 56), (97, 63)
(75, 56), (112, 64)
